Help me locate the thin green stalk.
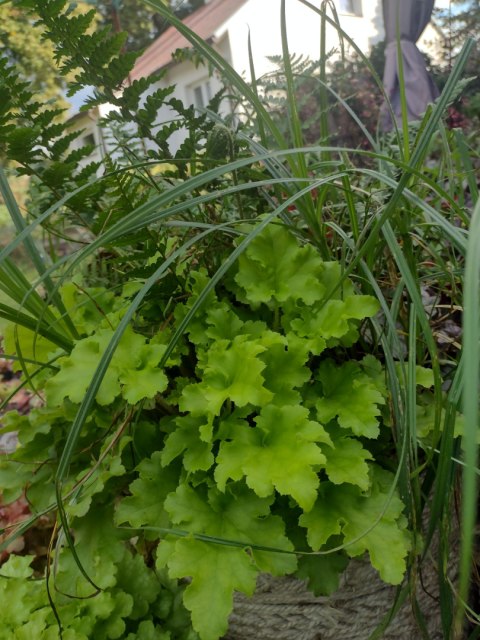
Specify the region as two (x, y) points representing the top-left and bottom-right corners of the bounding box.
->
(454, 128), (479, 206)
(456, 197), (480, 635)
(318, 0), (331, 150)
(395, 25), (410, 163)
(246, 31), (267, 149)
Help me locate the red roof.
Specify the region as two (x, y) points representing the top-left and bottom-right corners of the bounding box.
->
(131, 0), (248, 81)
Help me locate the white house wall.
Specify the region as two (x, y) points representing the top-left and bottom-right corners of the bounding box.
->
(220, 0), (385, 82)
(67, 110), (104, 168)
(141, 37), (231, 155)
(142, 0), (388, 153)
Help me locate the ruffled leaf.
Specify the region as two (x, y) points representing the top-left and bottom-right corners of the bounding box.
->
(322, 434), (373, 491)
(179, 335), (273, 431)
(300, 467), (410, 584)
(215, 405), (331, 511)
(234, 223), (326, 306)
(315, 360), (386, 438)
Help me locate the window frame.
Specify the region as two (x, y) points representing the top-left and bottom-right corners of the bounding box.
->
(190, 79), (213, 109)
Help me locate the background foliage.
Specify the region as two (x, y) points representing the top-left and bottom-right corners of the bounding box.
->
(92, 0), (205, 51)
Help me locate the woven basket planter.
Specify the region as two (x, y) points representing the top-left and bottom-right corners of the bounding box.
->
(226, 534), (459, 640)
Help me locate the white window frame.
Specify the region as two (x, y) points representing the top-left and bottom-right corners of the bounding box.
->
(190, 79), (213, 109)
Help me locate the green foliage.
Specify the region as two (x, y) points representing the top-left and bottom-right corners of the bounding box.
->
(0, 0), (227, 267)
(0, 2), (75, 110)
(0, 0), (475, 638)
(92, 0), (205, 52)
(300, 466), (411, 584)
(45, 326), (168, 406)
(315, 359), (386, 438)
(1, 224), (411, 639)
(158, 483), (295, 640)
(0, 548), (196, 640)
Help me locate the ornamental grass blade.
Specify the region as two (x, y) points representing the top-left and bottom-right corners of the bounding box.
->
(0, 166), (77, 339)
(456, 197), (480, 635)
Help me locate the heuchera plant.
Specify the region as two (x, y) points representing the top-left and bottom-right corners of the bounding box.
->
(1, 223), (412, 640)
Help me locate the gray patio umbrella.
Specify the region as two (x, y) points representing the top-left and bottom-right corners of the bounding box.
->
(381, 0), (439, 130)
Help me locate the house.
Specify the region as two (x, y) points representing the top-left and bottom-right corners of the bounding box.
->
(132, 0), (385, 88)
(66, 101), (116, 168)
(68, 0), (444, 157)
(128, 0), (443, 151)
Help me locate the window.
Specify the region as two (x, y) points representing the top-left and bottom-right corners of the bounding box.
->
(339, 0), (362, 16)
(83, 132), (95, 147)
(191, 80), (212, 109)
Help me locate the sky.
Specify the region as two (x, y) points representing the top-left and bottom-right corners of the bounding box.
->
(435, 0), (467, 10)
(68, 85), (95, 116)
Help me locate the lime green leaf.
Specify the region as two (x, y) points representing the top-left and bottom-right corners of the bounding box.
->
(164, 483), (296, 574)
(415, 366), (434, 388)
(300, 468), (410, 584)
(159, 483), (295, 639)
(159, 537), (257, 640)
(204, 303), (244, 342)
(119, 344), (168, 403)
(393, 362), (435, 390)
(283, 317), (327, 355)
(259, 332), (311, 404)
(46, 327), (168, 407)
(323, 434), (372, 491)
(161, 415), (214, 472)
(289, 295), (378, 346)
(215, 405), (330, 511)
(3, 323), (59, 379)
(60, 282), (117, 336)
(180, 335), (273, 429)
(0, 554), (36, 578)
(342, 294), (380, 321)
(45, 328), (129, 406)
(361, 354), (388, 396)
(234, 223), (326, 306)
(315, 360), (386, 438)
(115, 452), (179, 530)
(0, 556), (48, 631)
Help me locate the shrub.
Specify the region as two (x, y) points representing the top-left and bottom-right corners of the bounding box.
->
(0, 1), (477, 639)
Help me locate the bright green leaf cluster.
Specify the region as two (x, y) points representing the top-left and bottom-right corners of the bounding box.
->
(157, 483), (296, 640)
(300, 466), (411, 584)
(113, 224), (410, 639)
(0, 542), (195, 640)
(45, 326), (168, 406)
(1, 223), (412, 640)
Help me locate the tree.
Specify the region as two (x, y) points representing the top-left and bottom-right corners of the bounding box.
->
(0, 0), (207, 105)
(435, 0), (480, 117)
(436, 0), (480, 53)
(91, 0), (206, 51)
(0, 3), (67, 106)
(0, 1), (100, 110)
